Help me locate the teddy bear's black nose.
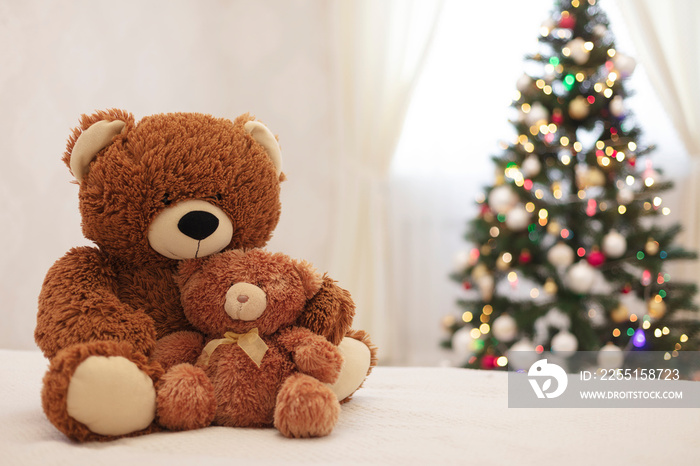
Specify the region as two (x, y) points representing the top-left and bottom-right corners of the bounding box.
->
(178, 211), (220, 241)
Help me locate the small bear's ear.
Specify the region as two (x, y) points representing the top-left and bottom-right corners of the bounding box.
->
(294, 260), (323, 300)
(64, 109), (133, 184)
(243, 120), (284, 181)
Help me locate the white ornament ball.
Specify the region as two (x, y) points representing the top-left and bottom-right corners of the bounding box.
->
(451, 326), (475, 359)
(593, 24), (608, 38)
(602, 230), (627, 258)
(565, 261), (596, 294)
(597, 343), (624, 369)
(477, 274), (495, 302)
(547, 242), (575, 268)
(516, 73), (533, 93)
(492, 314), (518, 342)
(521, 155), (541, 177)
(614, 53), (637, 78)
(507, 338), (538, 370)
(488, 185), (518, 214)
(453, 250), (471, 272)
(525, 102), (549, 126)
(505, 205), (531, 231)
(617, 187), (635, 205)
(551, 330), (579, 355)
(567, 37), (590, 65)
(569, 96), (590, 120)
(541, 18), (556, 33)
(610, 95), (625, 117)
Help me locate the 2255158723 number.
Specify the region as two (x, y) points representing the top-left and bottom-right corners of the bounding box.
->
(598, 368), (679, 381)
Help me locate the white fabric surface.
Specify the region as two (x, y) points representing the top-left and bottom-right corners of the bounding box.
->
(2, 350), (698, 465)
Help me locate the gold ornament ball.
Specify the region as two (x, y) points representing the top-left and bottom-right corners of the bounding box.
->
(645, 239), (660, 255)
(547, 221), (562, 235)
(648, 298), (667, 319)
(471, 263), (489, 280)
(586, 168), (606, 187)
(441, 315), (457, 331)
(496, 256), (510, 271)
(610, 304), (629, 323)
(543, 278), (558, 295)
(569, 96), (590, 120)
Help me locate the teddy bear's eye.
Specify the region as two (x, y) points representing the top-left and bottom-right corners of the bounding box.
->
(161, 193), (172, 206)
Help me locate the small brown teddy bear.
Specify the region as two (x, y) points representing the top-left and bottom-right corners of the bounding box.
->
(35, 110), (374, 441)
(156, 248), (345, 438)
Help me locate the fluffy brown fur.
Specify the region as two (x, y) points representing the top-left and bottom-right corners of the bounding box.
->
(157, 249), (343, 437)
(152, 331), (205, 371)
(35, 110), (373, 441)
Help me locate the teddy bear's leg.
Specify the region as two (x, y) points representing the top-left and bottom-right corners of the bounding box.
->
(41, 340), (163, 441)
(274, 373), (340, 438)
(156, 363), (216, 431)
(329, 330), (378, 403)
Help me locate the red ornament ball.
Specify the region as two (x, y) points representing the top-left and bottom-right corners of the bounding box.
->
(587, 250), (606, 267)
(481, 354), (498, 370)
(559, 12), (576, 29)
(519, 250), (532, 264)
(552, 108), (564, 125)
(462, 281), (473, 290)
(621, 283), (632, 294)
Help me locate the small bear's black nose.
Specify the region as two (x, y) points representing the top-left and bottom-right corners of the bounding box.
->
(178, 211), (220, 241)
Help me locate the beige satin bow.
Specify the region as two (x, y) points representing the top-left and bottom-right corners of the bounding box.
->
(201, 328), (269, 367)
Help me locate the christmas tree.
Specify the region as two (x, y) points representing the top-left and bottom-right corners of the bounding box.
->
(445, 0), (699, 370)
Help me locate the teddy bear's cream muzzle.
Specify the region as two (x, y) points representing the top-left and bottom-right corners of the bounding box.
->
(147, 199), (234, 260)
(224, 282), (267, 321)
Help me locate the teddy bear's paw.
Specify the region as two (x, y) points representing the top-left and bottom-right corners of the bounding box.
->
(274, 373), (340, 438)
(66, 355), (157, 436)
(156, 363), (216, 431)
(294, 340), (344, 384)
(327, 334), (374, 402)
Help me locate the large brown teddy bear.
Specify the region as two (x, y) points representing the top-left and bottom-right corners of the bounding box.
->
(35, 110), (375, 441)
(157, 248), (347, 438)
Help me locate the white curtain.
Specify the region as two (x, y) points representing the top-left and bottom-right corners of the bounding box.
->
(618, 0), (700, 293)
(328, 0), (443, 363)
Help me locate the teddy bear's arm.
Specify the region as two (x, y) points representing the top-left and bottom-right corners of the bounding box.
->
(277, 327), (343, 384)
(152, 331), (205, 371)
(35, 246), (157, 359)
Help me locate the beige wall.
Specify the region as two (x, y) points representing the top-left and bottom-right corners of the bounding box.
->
(0, 0), (338, 350)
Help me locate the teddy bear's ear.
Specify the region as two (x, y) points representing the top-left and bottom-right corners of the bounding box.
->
(294, 260), (323, 300)
(64, 109), (133, 184)
(243, 120), (284, 181)
(296, 276), (355, 345)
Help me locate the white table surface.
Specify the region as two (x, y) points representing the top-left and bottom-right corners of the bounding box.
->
(1, 349), (698, 465)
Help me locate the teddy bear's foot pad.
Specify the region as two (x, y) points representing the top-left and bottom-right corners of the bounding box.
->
(328, 336), (372, 401)
(66, 355), (156, 436)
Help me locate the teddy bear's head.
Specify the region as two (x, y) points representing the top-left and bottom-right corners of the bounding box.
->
(176, 249), (323, 337)
(64, 109), (284, 266)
